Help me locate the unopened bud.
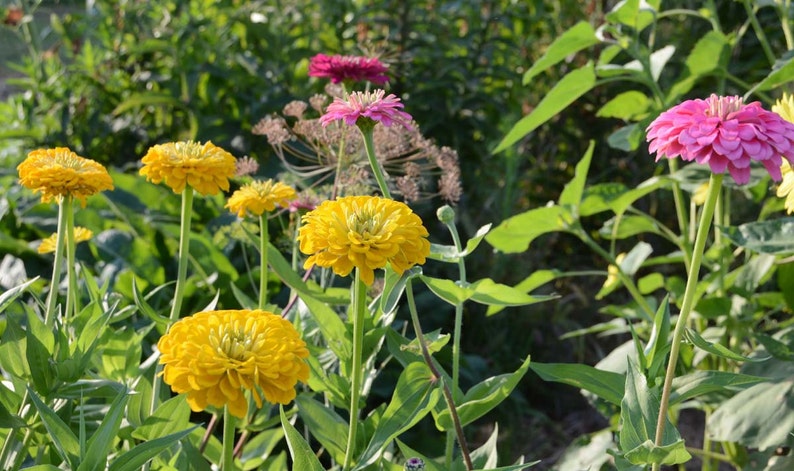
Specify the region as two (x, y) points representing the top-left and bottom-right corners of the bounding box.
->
(436, 204), (455, 224)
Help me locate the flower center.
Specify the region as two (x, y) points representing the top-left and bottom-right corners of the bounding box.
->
(211, 322), (261, 361)
(706, 94), (743, 119)
(349, 210), (382, 238)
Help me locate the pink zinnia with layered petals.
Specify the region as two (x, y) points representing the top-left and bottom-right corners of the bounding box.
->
(319, 89), (413, 129)
(308, 53), (389, 84)
(646, 94), (794, 184)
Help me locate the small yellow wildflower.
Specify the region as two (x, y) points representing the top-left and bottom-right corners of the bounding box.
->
(139, 141), (236, 195)
(226, 179), (297, 218)
(38, 227), (93, 254)
(157, 309), (310, 418)
(297, 195), (430, 285)
(17, 148), (114, 206)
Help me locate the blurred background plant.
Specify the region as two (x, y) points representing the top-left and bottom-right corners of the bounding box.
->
(2, 0), (794, 468)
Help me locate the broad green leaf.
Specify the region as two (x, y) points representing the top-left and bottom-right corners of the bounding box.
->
(25, 310), (55, 395)
(693, 296), (732, 319)
(777, 262), (794, 312)
(599, 214), (662, 240)
(669, 371), (767, 406)
(530, 362), (624, 405)
(419, 276), (474, 305)
(708, 380), (794, 449)
(559, 141), (595, 207)
(606, 0), (658, 31)
(580, 177), (666, 217)
(523, 21), (599, 84)
(132, 395), (190, 440)
(470, 279), (557, 309)
(619, 361), (690, 465)
(78, 390), (130, 471)
(108, 425), (197, 471)
(620, 242), (654, 277)
(607, 123), (645, 151)
(755, 50), (794, 91)
(555, 429), (615, 470)
(496, 64), (596, 152)
(0, 400), (25, 428)
(435, 356), (531, 430)
(486, 205), (575, 253)
(295, 395), (348, 463)
(683, 328), (768, 362)
(754, 333), (794, 362)
(597, 91), (651, 121)
(637, 273), (664, 294)
(268, 243), (349, 304)
(355, 362), (441, 468)
(670, 31), (730, 98)
(647, 45), (675, 81)
(112, 92), (187, 115)
(27, 387), (80, 469)
(721, 218), (794, 254)
(381, 266), (422, 315)
(300, 293), (351, 361)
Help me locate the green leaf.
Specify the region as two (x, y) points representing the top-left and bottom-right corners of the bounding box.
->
(300, 293), (351, 362)
(708, 380), (794, 449)
(777, 262), (794, 312)
(435, 356), (531, 430)
(419, 276), (473, 305)
(643, 296), (670, 378)
(78, 390), (130, 471)
(496, 64), (596, 152)
(381, 266), (422, 315)
(530, 362), (625, 405)
(355, 362), (441, 468)
(112, 92), (187, 115)
(619, 360), (690, 466)
(429, 223), (492, 264)
(599, 215), (662, 240)
(755, 50), (794, 91)
(721, 217), (794, 254)
(670, 31), (730, 98)
(0, 277), (38, 313)
(607, 123), (645, 151)
(580, 177), (666, 217)
(596, 91), (651, 121)
(606, 0), (657, 31)
(108, 425), (197, 471)
(131, 277), (169, 326)
(295, 395), (348, 463)
(683, 328), (768, 362)
(559, 141), (595, 207)
(25, 309), (55, 395)
(754, 333), (794, 362)
(268, 243), (349, 304)
(669, 371), (767, 406)
(486, 205), (575, 253)
(27, 387), (80, 469)
(0, 400), (25, 428)
(132, 395), (190, 440)
(523, 21), (599, 84)
(280, 407), (329, 471)
(470, 279), (557, 309)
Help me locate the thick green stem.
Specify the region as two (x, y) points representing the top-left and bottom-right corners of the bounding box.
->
(406, 282), (473, 471)
(64, 196), (78, 323)
(222, 406), (236, 471)
(259, 213), (269, 310)
(343, 270), (367, 471)
(360, 127), (392, 198)
(44, 198), (70, 327)
(652, 173), (723, 470)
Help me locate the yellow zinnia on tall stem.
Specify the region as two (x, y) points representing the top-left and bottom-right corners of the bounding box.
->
(773, 94), (794, 214)
(226, 179), (297, 309)
(17, 147), (113, 326)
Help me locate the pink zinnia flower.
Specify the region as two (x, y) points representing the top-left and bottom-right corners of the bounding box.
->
(308, 53), (389, 85)
(646, 94), (794, 184)
(319, 89), (413, 130)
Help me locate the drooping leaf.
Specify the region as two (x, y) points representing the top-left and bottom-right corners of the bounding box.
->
(486, 205), (576, 253)
(268, 243), (349, 304)
(523, 21), (599, 84)
(27, 387), (80, 469)
(530, 362), (625, 405)
(669, 371), (767, 406)
(683, 328), (768, 362)
(108, 425), (198, 471)
(496, 64), (596, 152)
(720, 217), (794, 254)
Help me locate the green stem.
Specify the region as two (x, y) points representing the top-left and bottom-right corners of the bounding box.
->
(343, 270), (366, 471)
(652, 173), (723, 470)
(743, 0), (777, 66)
(44, 198), (69, 327)
(360, 127), (392, 198)
(222, 406), (236, 471)
(781, 0), (794, 50)
(169, 187), (194, 323)
(667, 159), (693, 270)
(259, 213), (269, 310)
(406, 281), (473, 471)
(64, 196), (78, 324)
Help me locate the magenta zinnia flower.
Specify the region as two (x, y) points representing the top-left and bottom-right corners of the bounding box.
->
(308, 53), (389, 85)
(320, 89), (413, 130)
(646, 94), (794, 184)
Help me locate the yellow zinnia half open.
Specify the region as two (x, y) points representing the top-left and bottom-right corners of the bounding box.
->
(157, 309), (310, 418)
(38, 227), (93, 254)
(139, 141), (236, 195)
(226, 179), (297, 217)
(17, 147), (114, 206)
(297, 195), (430, 285)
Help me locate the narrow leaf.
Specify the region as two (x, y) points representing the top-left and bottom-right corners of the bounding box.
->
(27, 387), (80, 468)
(78, 390), (130, 471)
(280, 407), (325, 471)
(683, 328), (768, 362)
(108, 425), (197, 471)
(530, 362), (624, 405)
(523, 21), (599, 83)
(559, 141), (596, 207)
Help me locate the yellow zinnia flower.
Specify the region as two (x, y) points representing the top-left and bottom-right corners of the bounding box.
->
(297, 195), (430, 285)
(17, 148), (114, 206)
(139, 141), (236, 195)
(157, 309), (310, 418)
(38, 226), (93, 254)
(773, 95), (794, 214)
(226, 179), (297, 217)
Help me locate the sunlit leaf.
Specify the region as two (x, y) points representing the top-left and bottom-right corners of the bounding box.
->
(530, 362), (624, 405)
(523, 21), (599, 84)
(486, 205), (575, 253)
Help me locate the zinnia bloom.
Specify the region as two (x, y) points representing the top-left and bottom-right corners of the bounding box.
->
(140, 141), (236, 195)
(226, 179), (297, 217)
(772, 94), (794, 214)
(38, 226), (93, 254)
(17, 148), (114, 206)
(320, 89), (413, 130)
(297, 195), (430, 285)
(646, 94), (794, 184)
(308, 53), (389, 85)
(157, 309), (310, 418)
